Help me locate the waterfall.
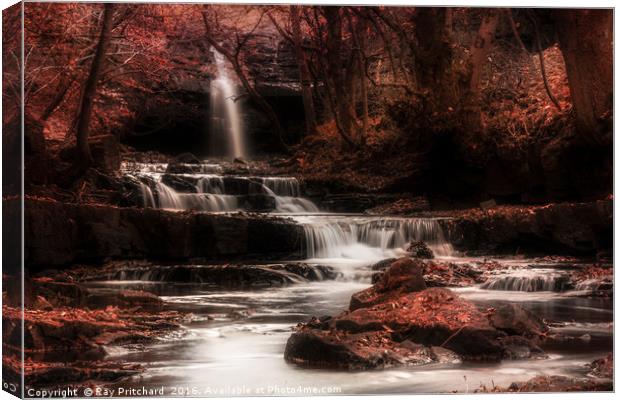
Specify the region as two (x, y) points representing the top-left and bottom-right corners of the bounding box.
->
(125, 162), (321, 213)
(210, 47), (246, 159)
(259, 177), (301, 197)
(480, 270), (569, 292)
(155, 181), (238, 211)
(196, 175), (225, 194)
(299, 217), (454, 260)
(274, 197), (320, 213)
(139, 182), (156, 208)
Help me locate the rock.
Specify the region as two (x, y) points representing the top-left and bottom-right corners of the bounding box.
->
(499, 335), (545, 359)
(8, 359), (143, 388)
(588, 353), (613, 379)
(174, 152), (202, 164)
(371, 258), (398, 272)
(89, 135), (121, 172)
(86, 289), (163, 311)
(164, 153), (216, 174)
(350, 258), (426, 311)
(406, 241), (434, 259)
(284, 330), (435, 370)
(22, 198), (304, 269)
(79, 263), (336, 288)
(30, 279), (87, 308)
(429, 346), (461, 364)
(3, 306), (182, 353)
(422, 261), (483, 287)
(370, 257), (397, 283)
(489, 304), (548, 337)
(289, 287), (507, 370)
(277, 264), (339, 281)
(441, 200), (612, 255)
(242, 194), (276, 212)
(494, 375), (612, 392)
(377, 258), (427, 293)
(161, 174), (198, 193)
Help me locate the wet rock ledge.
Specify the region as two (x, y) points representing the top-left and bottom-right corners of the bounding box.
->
(64, 261), (339, 288)
(438, 200), (612, 255)
(21, 198), (305, 269)
(284, 258), (549, 370)
(2, 277), (186, 388)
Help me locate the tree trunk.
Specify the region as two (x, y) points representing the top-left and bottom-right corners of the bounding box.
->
(352, 16), (369, 145)
(413, 8), (498, 134)
(41, 74), (75, 121)
(323, 6), (355, 147)
(552, 9), (612, 143)
(290, 5), (317, 136)
(74, 3), (114, 166)
(464, 9), (500, 132)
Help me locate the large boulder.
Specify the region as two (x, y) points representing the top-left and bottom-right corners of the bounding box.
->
(285, 255), (551, 370)
(286, 287), (514, 370)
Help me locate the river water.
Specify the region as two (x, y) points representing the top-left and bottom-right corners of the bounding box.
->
(95, 162), (612, 395)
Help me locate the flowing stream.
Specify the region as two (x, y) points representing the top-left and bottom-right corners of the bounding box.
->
(100, 162), (612, 395)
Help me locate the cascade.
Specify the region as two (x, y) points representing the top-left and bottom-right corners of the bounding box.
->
(210, 47), (246, 159)
(125, 163), (319, 213)
(480, 270), (569, 292)
(299, 217), (454, 260)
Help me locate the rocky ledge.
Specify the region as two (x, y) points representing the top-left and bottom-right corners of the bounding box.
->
(478, 354), (613, 392)
(2, 275), (189, 388)
(438, 200), (612, 256)
(18, 198), (304, 269)
(57, 261), (339, 288)
(284, 258), (548, 370)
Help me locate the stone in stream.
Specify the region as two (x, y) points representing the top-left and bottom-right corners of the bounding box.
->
(488, 304), (549, 337)
(406, 240), (434, 259)
(350, 258), (426, 311)
(285, 259), (549, 370)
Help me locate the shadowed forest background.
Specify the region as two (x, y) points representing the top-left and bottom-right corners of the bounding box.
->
(3, 4), (612, 205)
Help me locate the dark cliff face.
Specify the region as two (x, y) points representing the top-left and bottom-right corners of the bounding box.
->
(124, 33), (305, 157)
(23, 199), (305, 269)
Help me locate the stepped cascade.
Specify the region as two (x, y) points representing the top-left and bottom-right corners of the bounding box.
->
(123, 163), (320, 213)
